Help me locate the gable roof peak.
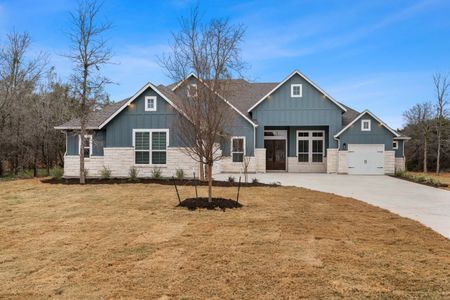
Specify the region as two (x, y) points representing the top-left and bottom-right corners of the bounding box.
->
(247, 70), (347, 112)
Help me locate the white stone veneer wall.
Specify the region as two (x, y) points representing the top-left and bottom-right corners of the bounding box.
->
(326, 149), (338, 173)
(220, 156), (256, 173)
(255, 148), (266, 173)
(395, 157), (406, 172)
(64, 147), (209, 178)
(287, 157), (327, 172)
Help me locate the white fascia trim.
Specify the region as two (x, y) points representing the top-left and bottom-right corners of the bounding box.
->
(54, 126), (99, 130)
(248, 70), (347, 112)
(98, 83), (184, 129)
(171, 73), (197, 91)
(334, 109), (400, 138)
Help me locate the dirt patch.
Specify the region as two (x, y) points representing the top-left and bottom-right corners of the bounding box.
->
(178, 197), (242, 210)
(41, 177), (277, 187)
(1, 179), (450, 298)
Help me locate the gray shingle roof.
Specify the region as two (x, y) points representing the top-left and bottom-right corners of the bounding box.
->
(55, 98), (129, 129)
(56, 79), (359, 129)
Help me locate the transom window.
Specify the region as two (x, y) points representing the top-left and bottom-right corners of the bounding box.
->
(291, 84), (303, 98)
(145, 96), (157, 112)
(393, 141), (398, 150)
(361, 119), (371, 131)
(231, 136), (245, 162)
(297, 131), (325, 163)
(133, 129), (168, 165)
(79, 135), (92, 158)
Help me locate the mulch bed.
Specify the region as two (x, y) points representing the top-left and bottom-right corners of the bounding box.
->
(177, 197), (243, 210)
(391, 175), (449, 188)
(41, 177), (279, 187)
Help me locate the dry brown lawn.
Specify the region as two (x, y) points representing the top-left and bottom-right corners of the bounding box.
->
(1, 179), (450, 299)
(409, 172), (450, 190)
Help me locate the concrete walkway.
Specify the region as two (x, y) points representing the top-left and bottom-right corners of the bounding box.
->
(215, 173), (450, 239)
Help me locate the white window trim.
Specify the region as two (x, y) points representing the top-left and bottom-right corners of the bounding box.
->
(132, 129), (169, 166)
(361, 119), (371, 131)
(231, 136), (246, 163)
(296, 130), (325, 164)
(187, 83), (198, 98)
(145, 96), (157, 112)
(393, 141), (398, 150)
(291, 84), (303, 98)
(78, 134), (93, 159)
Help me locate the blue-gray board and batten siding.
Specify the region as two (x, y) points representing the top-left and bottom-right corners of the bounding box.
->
(337, 112), (403, 157)
(66, 86), (255, 156)
(251, 74), (343, 153)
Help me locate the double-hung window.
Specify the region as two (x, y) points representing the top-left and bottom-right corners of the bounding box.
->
(231, 136), (245, 162)
(133, 129), (168, 165)
(297, 131), (324, 163)
(79, 135), (92, 158)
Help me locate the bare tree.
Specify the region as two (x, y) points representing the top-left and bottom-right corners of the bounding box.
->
(160, 7), (246, 201)
(433, 73), (449, 174)
(66, 0), (112, 184)
(403, 102), (433, 172)
(0, 31), (47, 176)
(242, 156), (251, 183)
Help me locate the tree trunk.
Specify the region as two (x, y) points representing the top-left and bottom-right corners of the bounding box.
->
(80, 127), (86, 184)
(436, 130), (441, 174)
(0, 158), (3, 177)
(207, 163), (213, 202)
(199, 160), (205, 181)
(33, 151), (38, 177)
(423, 137), (428, 173)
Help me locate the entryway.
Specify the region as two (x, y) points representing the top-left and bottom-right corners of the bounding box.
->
(264, 130), (287, 171)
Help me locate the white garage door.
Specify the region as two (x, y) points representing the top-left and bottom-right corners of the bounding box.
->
(347, 144), (384, 175)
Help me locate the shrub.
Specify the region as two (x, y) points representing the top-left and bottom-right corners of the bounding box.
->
(175, 168), (185, 180)
(228, 175), (235, 183)
(252, 178), (259, 184)
(100, 166), (112, 179)
(152, 167), (162, 179)
(129, 166), (139, 181)
(50, 167), (64, 180)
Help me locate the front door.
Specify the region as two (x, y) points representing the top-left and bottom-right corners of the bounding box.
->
(265, 140), (286, 170)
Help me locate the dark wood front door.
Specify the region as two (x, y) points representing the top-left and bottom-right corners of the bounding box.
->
(265, 140), (286, 170)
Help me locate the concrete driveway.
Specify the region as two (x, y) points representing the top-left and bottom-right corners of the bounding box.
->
(215, 173), (450, 239)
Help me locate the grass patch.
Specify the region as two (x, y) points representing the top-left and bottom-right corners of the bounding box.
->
(395, 171), (449, 189)
(1, 179), (449, 298)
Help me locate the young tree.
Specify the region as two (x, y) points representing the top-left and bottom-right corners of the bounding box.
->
(66, 0), (112, 184)
(432, 73), (449, 174)
(403, 102), (433, 172)
(160, 7), (246, 201)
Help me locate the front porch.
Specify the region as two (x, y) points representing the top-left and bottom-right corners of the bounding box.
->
(256, 126), (330, 173)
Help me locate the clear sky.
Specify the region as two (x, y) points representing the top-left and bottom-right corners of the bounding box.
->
(1, 0), (450, 129)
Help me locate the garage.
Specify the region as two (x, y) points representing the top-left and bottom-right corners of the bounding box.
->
(347, 144), (384, 175)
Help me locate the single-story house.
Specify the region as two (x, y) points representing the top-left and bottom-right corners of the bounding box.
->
(55, 70), (408, 177)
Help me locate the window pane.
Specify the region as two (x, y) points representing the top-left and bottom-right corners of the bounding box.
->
(232, 153), (243, 162)
(298, 140), (309, 153)
(146, 99), (154, 109)
(152, 132), (167, 150)
(135, 151), (149, 164)
(312, 154), (323, 162)
(312, 140), (323, 153)
(83, 137), (90, 147)
(312, 132), (323, 137)
(135, 132), (149, 150)
(298, 154), (308, 162)
(298, 132), (308, 137)
(84, 148), (90, 158)
(152, 151), (166, 164)
(232, 138), (244, 152)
